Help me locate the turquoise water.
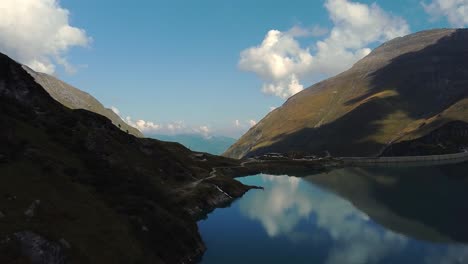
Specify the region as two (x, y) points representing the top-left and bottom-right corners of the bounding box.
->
(198, 165), (468, 264)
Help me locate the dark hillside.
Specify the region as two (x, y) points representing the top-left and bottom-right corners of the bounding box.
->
(0, 52), (251, 264)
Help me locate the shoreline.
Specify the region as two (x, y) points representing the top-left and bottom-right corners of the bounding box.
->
(90, 151), (468, 264)
(190, 152), (468, 262)
(187, 160), (333, 263)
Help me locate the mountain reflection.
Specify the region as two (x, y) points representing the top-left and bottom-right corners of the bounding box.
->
(237, 162), (468, 264)
(304, 164), (468, 244)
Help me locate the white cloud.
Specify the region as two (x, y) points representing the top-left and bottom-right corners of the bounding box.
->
(239, 0), (410, 99)
(110, 106), (120, 116)
(261, 74), (304, 99)
(287, 25), (329, 38)
(239, 29), (313, 99)
(113, 107), (252, 138)
(234, 119), (257, 129)
(194, 125), (211, 138)
(0, 0), (91, 74)
(124, 116), (213, 137)
(422, 0), (468, 27)
(223, 119), (258, 138)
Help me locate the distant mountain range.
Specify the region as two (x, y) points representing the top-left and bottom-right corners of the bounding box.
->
(150, 134), (236, 155)
(225, 29), (468, 159)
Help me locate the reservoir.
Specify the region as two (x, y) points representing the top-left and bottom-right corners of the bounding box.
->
(198, 163), (468, 264)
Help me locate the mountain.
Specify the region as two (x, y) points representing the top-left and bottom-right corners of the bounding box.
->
(150, 134), (236, 155)
(0, 52), (253, 264)
(225, 29), (468, 159)
(22, 66), (143, 137)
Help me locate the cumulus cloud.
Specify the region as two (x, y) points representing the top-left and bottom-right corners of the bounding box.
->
(239, 30), (313, 99)
(113, 108), (253, 138)
(224, 119), (258, 137)
(110, 106), (120, 116)
(249, 120), (257, 127)
(234, 119), (257, 128)
(123, 115), (213, 137)
(194, 125), (211, 138)
(125, 117), (162, 132)
(261, 73), (305, 99)
(287, 25), (329, 37)
(239, 0), (410, 99)
(110, 106), (214, 136)
(0, 0), (91, 74)
(422, 0), (468, 27)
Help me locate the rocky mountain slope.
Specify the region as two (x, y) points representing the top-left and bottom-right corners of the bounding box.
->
(0, 52), (253, 264)
(225, 29), (468, 158)
(23, 66), (143, 137)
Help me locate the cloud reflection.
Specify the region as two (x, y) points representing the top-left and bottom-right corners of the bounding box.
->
(239, 174), (407, 264)
(239, 175), (312, 237)
(425, 246), (468, 264)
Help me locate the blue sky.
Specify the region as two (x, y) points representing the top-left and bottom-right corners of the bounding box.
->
(0, 0), (463, 137)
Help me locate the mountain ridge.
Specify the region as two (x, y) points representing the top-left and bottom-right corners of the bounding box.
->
(225, 28), (468, 159)
(22, 65), (143, 137)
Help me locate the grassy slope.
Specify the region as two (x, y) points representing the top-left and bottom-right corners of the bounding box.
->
(225, 29), (468, 158)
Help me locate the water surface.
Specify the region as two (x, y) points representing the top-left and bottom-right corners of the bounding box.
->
(198, 163), (468, 264)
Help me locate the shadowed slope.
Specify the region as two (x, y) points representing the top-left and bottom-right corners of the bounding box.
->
(0, 52), (250, 264)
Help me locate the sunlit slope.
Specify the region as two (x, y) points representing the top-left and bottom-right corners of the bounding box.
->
(225, 29), (468, 158)
(23, 66), (144, 137)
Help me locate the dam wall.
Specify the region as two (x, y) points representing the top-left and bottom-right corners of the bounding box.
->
(341, 152), (468, 167)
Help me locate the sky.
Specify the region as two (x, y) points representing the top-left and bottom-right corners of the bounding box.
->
(0, 0), (466, 138)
